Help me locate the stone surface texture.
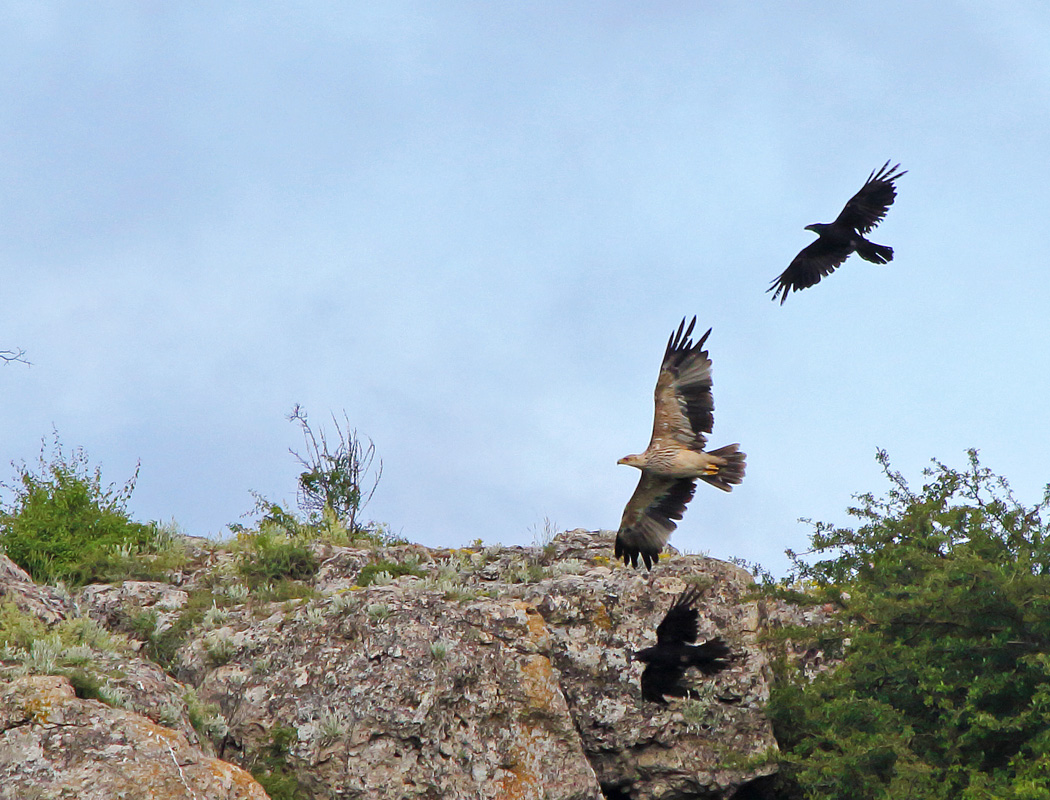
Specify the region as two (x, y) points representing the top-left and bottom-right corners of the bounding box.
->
(0, 674), (266, 800)
(0, 531), (822, 799)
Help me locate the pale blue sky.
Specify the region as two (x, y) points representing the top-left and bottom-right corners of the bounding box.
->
(3, 3), (1049, 575)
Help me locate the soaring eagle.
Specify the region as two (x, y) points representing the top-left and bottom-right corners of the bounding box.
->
(615, 317), (745, 570)
(768, 161), (906, 304)
(635, 586), (733, 704)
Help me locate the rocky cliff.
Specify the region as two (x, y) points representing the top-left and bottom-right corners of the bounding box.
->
(0, 529), (819, 799)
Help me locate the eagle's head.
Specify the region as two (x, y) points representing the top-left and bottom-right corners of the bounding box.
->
(617, 454), (645, 469)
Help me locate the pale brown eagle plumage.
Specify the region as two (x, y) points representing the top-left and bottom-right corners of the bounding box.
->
(615, 317), (746, 570)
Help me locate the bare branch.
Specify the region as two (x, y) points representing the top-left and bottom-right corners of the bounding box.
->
(0, 348), (29, 366)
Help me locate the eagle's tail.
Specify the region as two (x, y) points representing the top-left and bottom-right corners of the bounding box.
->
(856, 238), (894, 264)
(700, 444), (746, 491)
(687, 637), (734, 675)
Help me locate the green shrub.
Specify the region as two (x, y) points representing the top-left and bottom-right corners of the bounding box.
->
(0, 437), (166, 586)
(355, 559), (423, 587)
(0, 602), (135, 712)
(183, 687), (227, 743)
(768, 450), (1050, 800)
(236, 529), (319, 588)
(252, 578), (318, 603)
(249, 724), (311, 800)
(0, 601), (46, 650)
(143, 588), (227, 671)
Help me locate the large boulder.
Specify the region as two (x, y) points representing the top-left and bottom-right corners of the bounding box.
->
(180, 530), (777, 799)
(0, 675), (267, 799)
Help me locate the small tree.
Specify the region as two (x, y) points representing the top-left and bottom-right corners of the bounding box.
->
(768, 449), (1050, 800)
(287, 405), (382, 533)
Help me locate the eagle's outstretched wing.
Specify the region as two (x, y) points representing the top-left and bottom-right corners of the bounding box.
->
(615, 475), (696, 570)
(649, 316), (714, 452)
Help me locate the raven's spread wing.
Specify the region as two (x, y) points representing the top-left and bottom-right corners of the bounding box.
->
(615, 475), (696, 570)
(833, 161), (906, 235)
(768, 236), (852, 304)
(690, 637), (733, 675)
(655, 586), (703, 645)
(649, 317), (714, 451)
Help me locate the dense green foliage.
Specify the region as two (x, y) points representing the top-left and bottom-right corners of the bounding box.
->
(235, 527), (320, 587)
(768, 450), (1050, 799)
(0, 439), (172, 586)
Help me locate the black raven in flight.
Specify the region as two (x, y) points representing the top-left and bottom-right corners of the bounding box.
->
(634, 586), (733, 704)
(769, 161), (906, 304)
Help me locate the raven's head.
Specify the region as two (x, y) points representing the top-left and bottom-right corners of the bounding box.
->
(805, 222), (830, 235)
(632, 645), (656, 664)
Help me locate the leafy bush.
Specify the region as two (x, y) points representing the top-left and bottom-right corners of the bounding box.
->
(768, 450), (1050, 800)
(0, 436), (167, 586)
(236, 528), (319, 588)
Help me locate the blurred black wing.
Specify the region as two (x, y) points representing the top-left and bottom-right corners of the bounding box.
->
(655, 586), (703, 645)
(616, 476), (696, 570)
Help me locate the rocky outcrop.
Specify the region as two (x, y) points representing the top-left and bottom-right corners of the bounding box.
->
(0, 675), (266, 799)
(0, 553), (71, 624)
(166, 530), (778, 799)
(0, 530), (808, 799)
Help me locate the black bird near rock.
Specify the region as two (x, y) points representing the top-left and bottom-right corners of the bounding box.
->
(769, 161), (906, 304)
(634, 585), (733, 704)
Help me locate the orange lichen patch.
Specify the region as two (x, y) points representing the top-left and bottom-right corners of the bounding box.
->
(518, 654), (559, 712)
(19, 675), (74, 724)
(496, 728), (547, 800)
(589, 602), (613, 631)
(497, 760), (537, 800)
(203, 758), (271, 798)
(512, 600), (548, 645)
(139, 715), (187, 747)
